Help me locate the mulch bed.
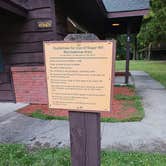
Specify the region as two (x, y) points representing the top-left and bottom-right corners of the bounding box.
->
(18, 86), (139, 121)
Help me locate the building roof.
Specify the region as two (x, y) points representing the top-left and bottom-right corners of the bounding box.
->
(102, 0), (150, 13)
(51, 0), (150, 35)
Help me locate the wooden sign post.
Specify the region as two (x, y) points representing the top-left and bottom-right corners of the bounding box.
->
(44, 34), (115, 166)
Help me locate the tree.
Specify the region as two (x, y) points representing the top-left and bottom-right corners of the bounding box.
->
(138, 0), (166, 48)
(116, 35), (126, 60)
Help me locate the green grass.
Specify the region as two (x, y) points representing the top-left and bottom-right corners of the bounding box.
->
(31, 110), (68, 121)
(0, 144), (70, 166)
(101, 150), (166, 166)
(102, 94), (144, 122)
(0, 144), (166, 166)
(116, 60), (166, 88)
(114, 94), (141, 101)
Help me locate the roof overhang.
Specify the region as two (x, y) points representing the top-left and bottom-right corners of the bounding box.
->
(104, 9), (149, 35)
(107, 9), (149, 18)
(0, 0), (28, 18)
(55, 0), (150, 36)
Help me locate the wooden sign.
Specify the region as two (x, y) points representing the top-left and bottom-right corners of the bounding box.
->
(44, 41), (115, 112)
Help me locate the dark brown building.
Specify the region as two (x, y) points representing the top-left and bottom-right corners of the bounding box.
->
(0, 0), (149, 103)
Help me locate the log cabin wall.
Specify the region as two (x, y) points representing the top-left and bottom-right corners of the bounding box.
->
(0, 0), (68, 67)
(0, 0), (68, 102)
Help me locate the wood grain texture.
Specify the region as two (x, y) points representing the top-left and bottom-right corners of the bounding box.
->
(69, 112), (100, 166)
(0, 0), (68, 102)
(0, 0), (67, 66)
(1, 42), (43, 54)
(0, 0), (28, 17)
(84, 112), (100, 166)
(27, 0), (51, 9)
(6, 52), (44, 64)
(27, 8), (52, 19)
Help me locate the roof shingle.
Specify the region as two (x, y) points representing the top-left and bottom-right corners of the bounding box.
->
(102, 0), (150, 12)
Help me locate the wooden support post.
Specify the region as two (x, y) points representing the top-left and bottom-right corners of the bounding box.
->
(125, 23), (131, 84)
(69, 111), (101, 166)
(64, 34), (103, 166)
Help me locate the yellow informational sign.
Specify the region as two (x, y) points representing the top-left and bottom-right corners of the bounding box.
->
(44, 41), (115, 112)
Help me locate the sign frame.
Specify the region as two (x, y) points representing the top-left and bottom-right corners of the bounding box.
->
(37, 20), (53, 29)
(43, 40), (116, 113)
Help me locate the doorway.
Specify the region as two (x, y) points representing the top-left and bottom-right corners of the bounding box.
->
(0, 50), (15, 102)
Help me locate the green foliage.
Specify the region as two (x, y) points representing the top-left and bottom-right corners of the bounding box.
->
(138, 0), (166, 47)
(116, 35), (126, 60)
(101, 151), (166, 166)
(0, 144), (166, 166)
(0, 144), (70, 166)
(116, 34), (137, 60)
(114, 94), (141, 101)
(31, 110), (68, 120)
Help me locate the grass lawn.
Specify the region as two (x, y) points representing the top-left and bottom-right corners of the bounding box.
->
(116, 60), (166, 88)
(0, 144), (166, 166)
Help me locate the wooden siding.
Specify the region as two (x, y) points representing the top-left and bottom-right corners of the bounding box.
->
(0, 0), (28, 17)
(0, 0), (68, 66)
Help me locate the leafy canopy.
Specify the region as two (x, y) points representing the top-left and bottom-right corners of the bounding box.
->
(138, 0), (166, 47)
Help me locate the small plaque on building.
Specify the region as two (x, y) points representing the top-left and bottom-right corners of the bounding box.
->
(44, 41), (115, 112)
(37, 20), (52, 29)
